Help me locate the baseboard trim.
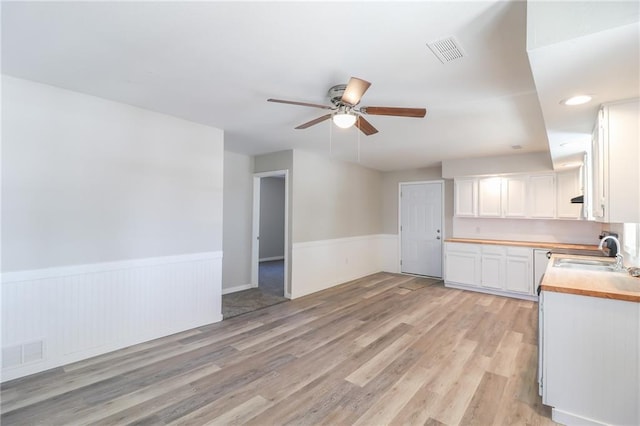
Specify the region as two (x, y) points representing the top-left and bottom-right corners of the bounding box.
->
(259, 256), (284, 262)
(222, 283), (255, 295)
(444, 282), (538, 301)
(551, 408), (606, 426)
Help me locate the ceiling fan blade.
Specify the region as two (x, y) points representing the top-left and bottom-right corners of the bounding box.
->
(295, 114), (333, 129)
(341, 77), (371, 106)
(354, 115), (378, 136)
(268, 98), (334, 110)
(360, 106), (427, 118)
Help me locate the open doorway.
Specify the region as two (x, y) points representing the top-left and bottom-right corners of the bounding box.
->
(222, 170), (290, 319)
(256, 175), (286, 296)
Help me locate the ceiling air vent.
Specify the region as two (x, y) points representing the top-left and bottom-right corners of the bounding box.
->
(427, 37), (466, 63)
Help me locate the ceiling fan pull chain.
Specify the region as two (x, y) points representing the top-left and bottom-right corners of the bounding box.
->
(329, 115), (333, 155)
(357, 118), (361, 163)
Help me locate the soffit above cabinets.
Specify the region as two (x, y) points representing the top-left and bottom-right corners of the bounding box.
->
(526, 1), (640, 169)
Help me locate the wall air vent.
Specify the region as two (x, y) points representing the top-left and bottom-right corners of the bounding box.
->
(427, 37), (466, 63)
(2, 340), (44, 368)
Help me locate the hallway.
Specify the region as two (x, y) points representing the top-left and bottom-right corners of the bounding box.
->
(222, 260), (286, 319)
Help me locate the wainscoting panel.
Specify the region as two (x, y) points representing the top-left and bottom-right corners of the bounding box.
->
(378, 234), (400, 274)
(1, 252), (223, 382)
(291, 234), (399, 299)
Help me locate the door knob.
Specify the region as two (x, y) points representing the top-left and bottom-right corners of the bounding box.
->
(436, 236), (441, 240)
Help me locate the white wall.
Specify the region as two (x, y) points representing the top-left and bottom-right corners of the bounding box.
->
(2, 76), (224, 270)
(442, 152), (552, 179)
(252, 150), (393, 298)
(254, 150), (294, 295)
(292, 150), (383, 243)
(259, 177), (285, 260)
(606, 222), (640, 267)
(453, 217), (603, 245)
(1, 76), (224, 380)
(291, 235), (397, 298)
(381, 165), (453, 238)
(289, 150), (389, 298)
(222, 151), (253, 291)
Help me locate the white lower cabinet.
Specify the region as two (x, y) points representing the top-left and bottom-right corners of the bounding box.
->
(541, 291), (639, 425)
(444, 243), (481, 287)
(445, 242), (535, 299)
(480, 245), (506, 289)
(504, 247), (533, 294)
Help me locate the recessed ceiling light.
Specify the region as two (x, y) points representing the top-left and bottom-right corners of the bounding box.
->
(561, 95), (592, 106)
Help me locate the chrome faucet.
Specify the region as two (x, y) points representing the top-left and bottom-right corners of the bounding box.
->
(599, 235), (625, 271)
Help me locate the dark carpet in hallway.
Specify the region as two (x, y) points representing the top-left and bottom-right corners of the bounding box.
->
(222, 260), (286, 319)
(258, 259), (285, 297)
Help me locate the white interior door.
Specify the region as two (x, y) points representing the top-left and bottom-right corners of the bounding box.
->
(400, 181), (443, 277)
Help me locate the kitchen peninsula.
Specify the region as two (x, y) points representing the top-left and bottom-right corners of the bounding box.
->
(539, 254), (640, 425)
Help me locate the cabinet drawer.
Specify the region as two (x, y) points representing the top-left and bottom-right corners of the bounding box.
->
(507, 246), (532, 257)
(446, 242), (481, 254)
(482, 245), (507, 255)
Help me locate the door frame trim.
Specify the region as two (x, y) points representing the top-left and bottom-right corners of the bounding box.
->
(398, 180), (445, 278)
(251, 170), (290, 299)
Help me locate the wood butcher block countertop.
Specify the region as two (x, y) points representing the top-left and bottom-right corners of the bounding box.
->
(541, 254), (640, 303)
(445, 238), (600, 251)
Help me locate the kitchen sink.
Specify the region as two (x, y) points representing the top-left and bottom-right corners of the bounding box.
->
(553, 257), (617, 272)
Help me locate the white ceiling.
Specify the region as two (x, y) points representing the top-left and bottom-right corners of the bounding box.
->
(1, 1), (630, 172)
(526, 1), (640, 170)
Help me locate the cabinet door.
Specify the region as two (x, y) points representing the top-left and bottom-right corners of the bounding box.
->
(505, 247), (533, 294)
(529, 174), (556, 218)
(591, 119), (606, 220)
(444, 243), (480, 286)
(454, 178), (477, 217)
(556, 168), (582, 219)
(503, 176), (528, 217)
(478, 177), (503, 217)
(607, 100), (640, 223)
(481, 245), (506, 289)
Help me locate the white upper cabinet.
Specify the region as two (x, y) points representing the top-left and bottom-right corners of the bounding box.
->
(478, 177), (503, 217)
(454, 170), (589, 221)
(592, 99), (640, 223)
(556, 167), (582, 219)
(502, 176), (528, 217)
(454, 178), (477, 217)
(529, 174), (556, 218)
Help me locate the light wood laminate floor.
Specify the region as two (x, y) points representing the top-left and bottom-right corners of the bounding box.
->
(1, 273), (556, 425)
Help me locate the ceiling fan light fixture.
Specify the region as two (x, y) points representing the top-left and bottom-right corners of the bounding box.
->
(333, 112), (357, 129)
